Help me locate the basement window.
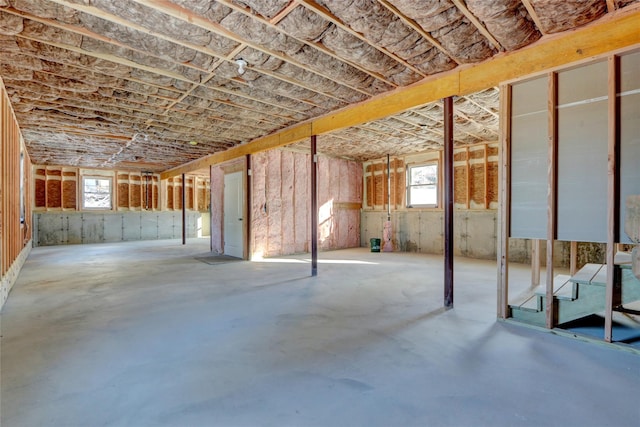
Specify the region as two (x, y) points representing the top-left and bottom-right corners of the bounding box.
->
(82, 177), (112, 209)
(407, 163), (438, 208)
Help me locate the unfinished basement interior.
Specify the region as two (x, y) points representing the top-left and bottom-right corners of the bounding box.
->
(1, 1), (639, 426)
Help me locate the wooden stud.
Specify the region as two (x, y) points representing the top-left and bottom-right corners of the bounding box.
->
(520, 0), (546, 35)
(497, 84), (511, 319)
(546, 72), (558, 330)
(450, 0), (503, 51)
(605, 55), (620, 343)
(531, 239), (541, 287)
(570, 241), (578, 276)
(444, 96), (454, 309)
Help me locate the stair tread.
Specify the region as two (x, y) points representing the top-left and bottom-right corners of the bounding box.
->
(570, 263), (604, 285)
(533, 274), (575, 300)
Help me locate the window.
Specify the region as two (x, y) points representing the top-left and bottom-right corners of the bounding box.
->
(83, 177), (112, 209)
(407, 163), (438, 207)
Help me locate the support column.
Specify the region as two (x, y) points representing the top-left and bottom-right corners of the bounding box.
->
(605, 55), (620, 343)
(545, 72), (558, 329)
(497, 84), (512, 319)
(246, 154), (252, 260)
(182, 172), (186, 245)
(210, 165), (214, 252)
(444, 96), (454, 309)
(311, 135), (318, 276)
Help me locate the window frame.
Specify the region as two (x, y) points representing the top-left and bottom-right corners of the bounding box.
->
(406, 162), (439, 208)
(82, 176), (113, 210)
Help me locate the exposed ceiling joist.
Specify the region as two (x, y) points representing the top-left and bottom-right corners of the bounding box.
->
(161, 7), (640, 179)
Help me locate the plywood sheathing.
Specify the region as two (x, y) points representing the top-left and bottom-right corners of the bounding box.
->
(1, 0), (636, 173)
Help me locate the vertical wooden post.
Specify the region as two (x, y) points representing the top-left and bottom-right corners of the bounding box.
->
(497, 84), (512, 319)
(570, 241), (578, 275)
(182, 173), (186, 245)
(531, 239), (541, 287)
(311, 135), (318, 277)
(546, 72), (559, 329)
(605, 55), (620, 343)
(444, 96), (454, 309)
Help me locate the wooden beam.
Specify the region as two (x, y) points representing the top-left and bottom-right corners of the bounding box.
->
(520, 0), (546, 35)
(298, 0), (426, 79)
(458, 8), (640, 94)
(162, 9), (640, 178)
(47, 0), (350, 106)
(604, 55), (620, 343)
(270, 0), (300, 24)
(497, 84), (511, 319)
(444, 96), (454, 309)
(376, 0), (460, 65)
(451, 0), (503, 51)
(132, 0), (373, 96)
(545, 72), (558, 330)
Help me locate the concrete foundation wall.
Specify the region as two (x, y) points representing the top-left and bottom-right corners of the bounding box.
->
(362, 210), (609, 267)
(361, 210), (498, 260)
(33, 211), (209, 246)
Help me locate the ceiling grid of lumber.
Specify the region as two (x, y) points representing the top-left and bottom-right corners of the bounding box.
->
(0, 0), (637, 173)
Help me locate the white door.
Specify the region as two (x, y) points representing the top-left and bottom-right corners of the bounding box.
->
(224, 171), (244, 258)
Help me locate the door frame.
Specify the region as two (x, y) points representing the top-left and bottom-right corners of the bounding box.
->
(221, 160), (249, 259)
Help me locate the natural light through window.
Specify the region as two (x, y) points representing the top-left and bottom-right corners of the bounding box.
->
(407, 163), (438, 207)
(83, 177), (112, 209)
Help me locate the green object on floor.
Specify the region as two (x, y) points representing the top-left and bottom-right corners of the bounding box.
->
(370, 238), (381, 252)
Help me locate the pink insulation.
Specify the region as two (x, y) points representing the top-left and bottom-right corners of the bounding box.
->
(247, 149), (362, 258)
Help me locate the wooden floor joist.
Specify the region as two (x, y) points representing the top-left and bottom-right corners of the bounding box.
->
(161, 7), (640, 179)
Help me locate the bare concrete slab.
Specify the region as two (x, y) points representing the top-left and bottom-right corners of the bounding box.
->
(1, 239), (638, 427)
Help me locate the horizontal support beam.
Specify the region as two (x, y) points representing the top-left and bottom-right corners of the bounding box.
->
(161, 7), (640, 179)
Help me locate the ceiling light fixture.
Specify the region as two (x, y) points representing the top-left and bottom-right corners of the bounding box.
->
(235, 58), (247, 75)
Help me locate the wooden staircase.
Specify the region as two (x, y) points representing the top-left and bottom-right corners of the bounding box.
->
(509, 260), (640, 327)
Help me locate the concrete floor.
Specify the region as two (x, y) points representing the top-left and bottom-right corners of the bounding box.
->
(1, 239), (638, 427)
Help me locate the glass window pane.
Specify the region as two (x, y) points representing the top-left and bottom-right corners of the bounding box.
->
(410, 164), (437, 185)
(410, 185), (437, 205)
(84, 178), (111, 209)
(408, 163), (438, 206)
